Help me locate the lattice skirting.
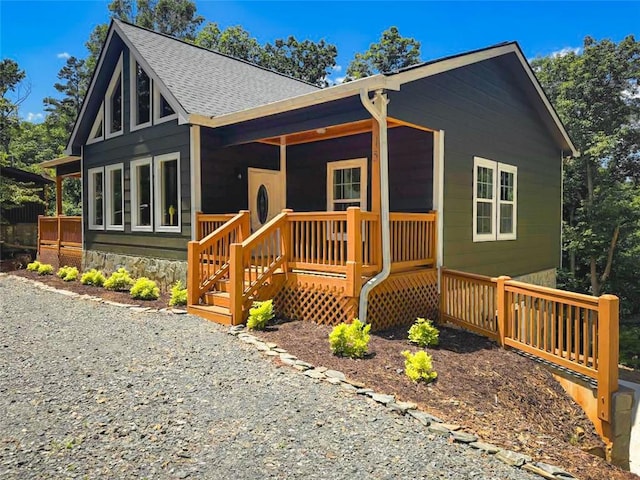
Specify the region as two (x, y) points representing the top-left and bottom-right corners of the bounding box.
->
(367, 269), (439, 331)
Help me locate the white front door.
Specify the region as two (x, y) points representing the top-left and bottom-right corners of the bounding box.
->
(248, 168), (284, 232)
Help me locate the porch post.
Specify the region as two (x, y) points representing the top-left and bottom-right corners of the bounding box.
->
(346, 207), (362, 297)
(280, 137), (287, 209)
(370, 117), (383, 269)
(55, 175), (63, 216)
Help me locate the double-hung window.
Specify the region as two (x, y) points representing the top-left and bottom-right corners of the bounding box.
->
(105, 164), (124, 231)
(154, 153), (181, 232)
(327, 158), (368, 211)
(88, 167), (105, 230)
(473, 157), (517, 242)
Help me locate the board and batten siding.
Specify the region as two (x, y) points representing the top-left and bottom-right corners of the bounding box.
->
(83, 47), (191, 261)
(388, 55), (562, 277)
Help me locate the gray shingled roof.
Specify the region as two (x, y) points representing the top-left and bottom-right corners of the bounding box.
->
(117, 20), (319, 118)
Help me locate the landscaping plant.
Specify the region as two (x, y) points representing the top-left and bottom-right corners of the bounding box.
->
(104, 267), (134, 291)
(130, 277), (160, 300)
(407, 317), (439, 347)
(402, 350), (437, 383)
(328, 319), (371, 358)
(37, 263), (53, 275)
(56, 266), (79, 282)
(26, 260), (41, 272)
(247, 299), (275, 330)
(80, 269), (106, 287)
(169, 280), (188, 307)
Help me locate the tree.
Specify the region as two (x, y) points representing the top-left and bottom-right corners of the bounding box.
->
(262, 37), (337, 87)
(43, 56), (88, 133)
(0, 59), (30, 155)
(532, 36), (640, 310)
(345, 26), (421, 80)
(196, 23), (264, 64)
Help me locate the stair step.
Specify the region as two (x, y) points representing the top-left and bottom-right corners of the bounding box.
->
(187, 304), (233, 325)
(204, 290), (230, 308)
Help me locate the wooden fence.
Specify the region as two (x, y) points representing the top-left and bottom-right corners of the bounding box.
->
(37, 215), (82, 268)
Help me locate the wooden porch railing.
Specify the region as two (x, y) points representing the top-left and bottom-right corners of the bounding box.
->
(37, 215), (82, 255)
(390, 212), (437, 272)
(440, 268), (619, 425)
(196, 212), (237, 240)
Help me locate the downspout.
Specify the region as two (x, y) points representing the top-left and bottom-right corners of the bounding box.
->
(358, 88), (390, 324)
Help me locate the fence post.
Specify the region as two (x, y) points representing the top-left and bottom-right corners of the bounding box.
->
(229, 243), (244, 325)
(439, 268), (446, 324)
(280, 209), (293, 273)
(346, 207), (363, 297)
(187, 241), (200, 306)
(496, 276), (511, 347)
(238, 210), (251, 241)
(195, 211), (203, 240)
(597, 294), (619, 423)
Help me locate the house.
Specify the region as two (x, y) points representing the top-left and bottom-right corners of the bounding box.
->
(42, 19), (577, 329)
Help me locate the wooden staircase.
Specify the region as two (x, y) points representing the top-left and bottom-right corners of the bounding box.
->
(188, 279), (233, 324)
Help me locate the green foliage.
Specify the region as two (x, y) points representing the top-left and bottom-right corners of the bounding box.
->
(169, 280), (188, 306)
(620, 324), (640, 370)
(130, 277), (160, 300)
(402, 350), (438, 383)
(408, 317), (439, 347)
(247, 299), (275, 330)
(26, 260), (41, 271)
(328, 319), (371, 358)
(37, 263), (53, 275)
(104, 267), (134, 291)
(56, 266), (79, 282)
(80, 268), (105, 287)
(1, 58), (28, 154)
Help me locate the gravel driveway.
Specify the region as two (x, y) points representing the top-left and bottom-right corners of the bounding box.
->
(0, 275), (538, 479)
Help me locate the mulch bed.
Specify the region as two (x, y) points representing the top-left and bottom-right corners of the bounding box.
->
(255, 319), (639, 480)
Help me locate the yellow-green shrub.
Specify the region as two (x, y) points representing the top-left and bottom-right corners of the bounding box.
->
(402, 350), (437, 383)
(329, 319), (370, 358)
(130, 277), (160, 300)
(104, 267), (134, 291)
(37, 263), (53, 275)
(57, 266), (79, 282)
(80, 269), (105, 287)
(26, 261), (41, 271)
(169, 280), (188, 307)
(408, 317), (439, 347)
(247, 299), (275, 330)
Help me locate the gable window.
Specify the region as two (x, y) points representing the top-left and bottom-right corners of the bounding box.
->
(130, 58), (151, 130)
(87, 103), (104, 145)
(472, 157), (517, 242)
(105, 164), (124, 231)
(88, 167), (105, 230)
(153, 88), (177, 124)
(105, 54), (123, 138)
(154, 153), (180, 232)
(327, 158), (368, 211)
(131, 157), (153, 231)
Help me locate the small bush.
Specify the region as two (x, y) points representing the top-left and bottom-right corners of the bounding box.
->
(247, 299), (275, 330)
(402, 350), (438, 384)
(57, 266), (79, 282)
(104, 267), (134, 291)
(26, 260), (41, 272)
(80, 269), (106, 287)
(408, 317), (439, 347)
(130, 277), (160, 300)
(37, 263), (54, 275)
(169, 280), (188, 307)
(329, 319), (371, 358)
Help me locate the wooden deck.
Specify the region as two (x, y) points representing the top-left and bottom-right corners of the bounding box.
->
(37, 215), (82, 269)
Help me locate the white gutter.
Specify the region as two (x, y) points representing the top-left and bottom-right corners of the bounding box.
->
(358, 88), (391, 324)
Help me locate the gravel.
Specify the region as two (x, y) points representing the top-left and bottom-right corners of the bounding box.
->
(0, 275), (539, 479)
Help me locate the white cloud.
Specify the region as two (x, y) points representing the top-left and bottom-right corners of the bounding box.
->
(333, 64), (342, 73)
(26, 112), (44, 122)
(334, 76), (346, 85)
(57, 52), (71, 59)
(551, 47), (580, 58)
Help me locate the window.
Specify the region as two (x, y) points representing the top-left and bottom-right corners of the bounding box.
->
(327, 158), (368, 211)
(105, 54), (123, 138)
(472, 157), (517, 242)
(131, 157), (153, 231)
(105, 164), (124, 231)
(87, 103), (104, 145)
(154, 153), (180, 232)
(88, 167), (105, 230)
(153, 88), (177, 124)
(130, 58), (151, 130)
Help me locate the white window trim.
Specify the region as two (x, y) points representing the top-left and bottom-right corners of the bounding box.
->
(129, 54), (152, 132)
(105, 53), (124, 139)
(326, 158), (368, 211)
(105, 163), (125, 231)
(154, 152), (181, 233)
(88, 166), (105, 230)
(472, 156), (517, 242)
(153, 86), (178, 125)
(130, 157), (154, 232)
(87, 102), (104, 145)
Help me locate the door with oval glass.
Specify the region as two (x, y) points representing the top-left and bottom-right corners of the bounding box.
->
(248, 168), (284, 232)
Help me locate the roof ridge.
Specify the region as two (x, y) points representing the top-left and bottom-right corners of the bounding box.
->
(114, 19), (321, 89)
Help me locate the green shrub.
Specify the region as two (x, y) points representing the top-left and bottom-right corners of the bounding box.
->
(37, 263), (53, 275)
(169, 280), (188, 307)
(247, 299), (275, 330)
(402, 350), (438, 383)
(104, 267), (134, 291)
(620, 324), (640, 370)
(408, 317), (439, 347)
(329, 319), (371, 358)
(26, 260), (41, 272)
(130, 277), (160, 300)
(80, 269), (106, 287)
(57, 266), (79, 282)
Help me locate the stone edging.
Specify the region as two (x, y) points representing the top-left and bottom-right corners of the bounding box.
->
(230, 325), (579, 480)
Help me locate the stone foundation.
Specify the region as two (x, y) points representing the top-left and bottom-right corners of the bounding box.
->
(83, 250), (187, 291)
(513, 268), (557, 288)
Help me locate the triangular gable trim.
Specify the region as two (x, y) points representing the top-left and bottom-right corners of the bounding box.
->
(87, 102), (104, 145)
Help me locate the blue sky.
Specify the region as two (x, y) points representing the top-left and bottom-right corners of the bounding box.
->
(1, 1), (639, 123)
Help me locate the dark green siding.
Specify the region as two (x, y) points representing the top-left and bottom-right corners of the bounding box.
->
(83, 46), (191, 261)
(389, 55), (561, 277)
